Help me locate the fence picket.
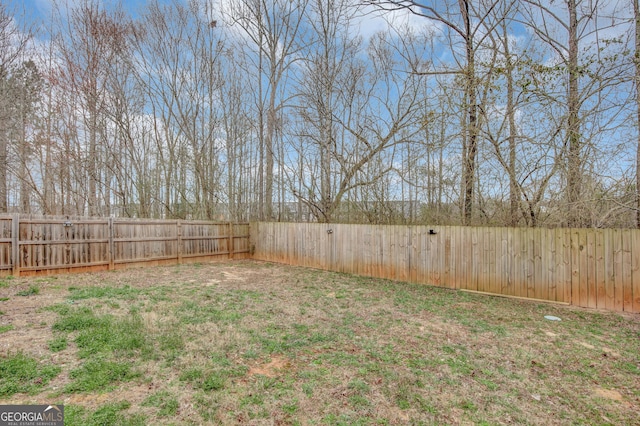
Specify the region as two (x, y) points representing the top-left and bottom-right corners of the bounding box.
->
(3, 217), (638, 314)
(251, 222), (639, 314)
(0, 215), (249, 277)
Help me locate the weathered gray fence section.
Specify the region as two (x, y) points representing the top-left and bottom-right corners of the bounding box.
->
(0, 215), (249, 276)
(250, 222), (640, 314)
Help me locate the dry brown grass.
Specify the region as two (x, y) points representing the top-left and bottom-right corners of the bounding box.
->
(0, 260), (638, 425)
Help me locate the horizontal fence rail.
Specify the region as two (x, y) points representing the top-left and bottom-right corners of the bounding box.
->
(250, 222), (640, 314)
(0, 215), (249, 276)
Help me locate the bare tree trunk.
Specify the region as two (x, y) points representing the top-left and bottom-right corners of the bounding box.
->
(366, 1), (487, 225)
(635, 0), (640, 228)
(507, 65), (518, 225)
(257, 39), (265, 220)
(18, 84), (29, 213)
(460, 0), (478, 225)
(88, 92), (98, 216)
(43, 57), (54, 214)
(501, 14), (520, 227)
(265, 86), (276, 220)
(0, 67), (7, 214)
(566, 0), (581, 227)
(0, 5), (32, 213)
(0, 135), (6, 213)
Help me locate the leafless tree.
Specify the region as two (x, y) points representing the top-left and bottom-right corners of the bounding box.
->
(8, 61), (42, 213)
(0, 0), (634, 226)
(129, 0), (227, 219)
(0, 2), (32, 212)
(364, 0), (502, 224)
(293, 1), (428, 222)
(635, 0), (640, 228)
(521, 0), (631, 227)
(224, 0), (308, 220)
(53, 1), (132, 215)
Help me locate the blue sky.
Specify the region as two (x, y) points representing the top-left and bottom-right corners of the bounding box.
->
(7, 0), (169, 29)
(6, 0), (431, 43)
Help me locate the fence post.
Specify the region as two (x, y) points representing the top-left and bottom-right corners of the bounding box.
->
(108, 217), (115, 270)
(11, 214), (20, 277)
(228, 222), (234, 259)
(177, 221), (183, 264)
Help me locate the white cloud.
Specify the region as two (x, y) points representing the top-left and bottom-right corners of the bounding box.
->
(355, 3), (436, 39)
(211, 0), (439, 45)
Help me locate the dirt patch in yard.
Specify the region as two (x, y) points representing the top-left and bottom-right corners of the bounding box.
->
(594, 388), (624, 402)
(247, 356), (292, 378)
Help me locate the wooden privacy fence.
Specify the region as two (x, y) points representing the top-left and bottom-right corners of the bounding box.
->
(0, 215), (250, 276)
(251, 222), (640, 314)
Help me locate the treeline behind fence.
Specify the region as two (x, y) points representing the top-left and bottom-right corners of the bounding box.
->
(251, 222), (640, 314)
(0, 215), (250, 276)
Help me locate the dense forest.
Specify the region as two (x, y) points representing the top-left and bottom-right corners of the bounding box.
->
(0, 0), (639, 227)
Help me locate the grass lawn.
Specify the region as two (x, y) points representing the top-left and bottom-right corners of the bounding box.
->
(0, 260), (638, 425)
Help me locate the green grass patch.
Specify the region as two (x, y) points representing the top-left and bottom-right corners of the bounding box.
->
(52, 306), (150, 358)
(178, 300), (244, 325)
(65, 401), (146, 426)
(617, 361), (640, 375)
(48, 335), (68, 352)
(0, 277), (13, 288)
(65, 358), (138, 393)
(159, 327), (184, 352)
(74, 314), (149, 358)
(16, 285), (39, 296)
(201, 372), (226, 391)
(0, 324), (13, 333)
(51, 306), (102, 331)
(179, 367), (203, 383)
(68, 285), (142, 301)
(0, 352), (61, 397)
(142, 391), (180, 417)
(44, 303), (71, 315)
